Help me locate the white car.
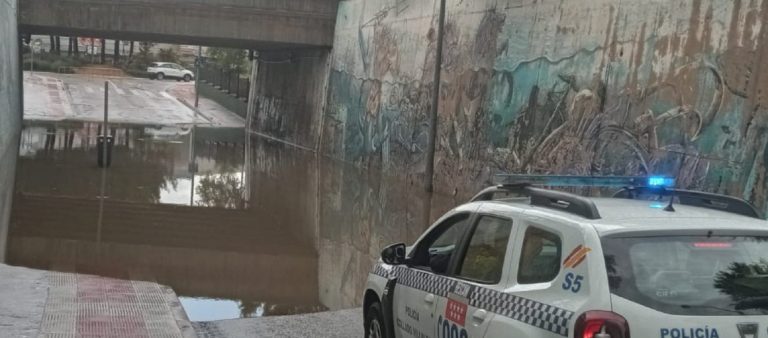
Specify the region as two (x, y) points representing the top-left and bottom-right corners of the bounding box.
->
(364, 175), (767, 338)
(147, 62), (194, 82)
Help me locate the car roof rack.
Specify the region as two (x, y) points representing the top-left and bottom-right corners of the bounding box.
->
(470, 184), (602, 220)
(474, 174), (765, 220)
(470, 184), (530, 202)
(614, 186), (763, 219)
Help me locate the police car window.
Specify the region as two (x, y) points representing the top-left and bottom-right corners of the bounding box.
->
(457, 216), (513, 284)
(604, 235), (768, 316)
(518, 227), (562, 284)
(411, 214), (470, 275)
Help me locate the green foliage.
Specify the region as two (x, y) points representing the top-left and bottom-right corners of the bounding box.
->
(196, 174), (245, 209)
(157, 48), (180, 63)
(132, 42), (156, 69)
(22, 52), (84, 73)
(207, 47), (247, 73)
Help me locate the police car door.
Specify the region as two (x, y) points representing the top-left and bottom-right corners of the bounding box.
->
(393, 213), (472, 338)
(435, 207), (518, 338)
(484, 215), (590, 338)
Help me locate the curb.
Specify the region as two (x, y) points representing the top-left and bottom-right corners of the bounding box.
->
(175, 96), (214, 124)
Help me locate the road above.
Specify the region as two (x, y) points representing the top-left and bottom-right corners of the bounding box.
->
(24, 72), (244, 127)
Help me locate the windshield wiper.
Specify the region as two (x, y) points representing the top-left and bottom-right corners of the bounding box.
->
(680, 304), (745, 315)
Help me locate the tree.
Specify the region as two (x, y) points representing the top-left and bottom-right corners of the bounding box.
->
(113, 39), (120, 65)
(100, 38), (106, 64)
(157, 48), (180, 63)
(207, 47), (247, 73)
(133, 42), (155, 69)
(196, 174), (245, 209)
(72, 36), (79, 56)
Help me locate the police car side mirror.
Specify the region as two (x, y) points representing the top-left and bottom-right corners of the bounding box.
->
(381, 243), (407, 265)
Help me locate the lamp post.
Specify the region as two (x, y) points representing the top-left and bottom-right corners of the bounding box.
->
(195, 46), (202, 108)
(31, 39), (42, 75)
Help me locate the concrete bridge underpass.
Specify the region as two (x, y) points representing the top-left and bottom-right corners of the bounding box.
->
(18, 0), (340, 49)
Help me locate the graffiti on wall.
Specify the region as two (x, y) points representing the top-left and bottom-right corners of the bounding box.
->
(324, 0), (768, 211)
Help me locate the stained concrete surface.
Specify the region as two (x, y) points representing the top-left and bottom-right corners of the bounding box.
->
(0, 264), (47, 338)
(19, 0), (339, 49)
(193, 308), (363, 338)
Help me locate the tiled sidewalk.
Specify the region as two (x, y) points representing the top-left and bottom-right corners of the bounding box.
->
(39, 272), (194, 338)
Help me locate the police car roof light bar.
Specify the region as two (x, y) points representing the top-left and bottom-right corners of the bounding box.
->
(496, 174), (675, 188)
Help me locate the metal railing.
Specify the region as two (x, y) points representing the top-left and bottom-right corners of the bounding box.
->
(199, 65), (250, 101)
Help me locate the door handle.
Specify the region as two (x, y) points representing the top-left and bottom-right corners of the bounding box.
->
(472, 309), (487, 324)
(424, 294), (435, 304)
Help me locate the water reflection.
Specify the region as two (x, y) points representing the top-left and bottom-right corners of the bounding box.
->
(15, 121), (246, 207)
(7, 121), (460, 320)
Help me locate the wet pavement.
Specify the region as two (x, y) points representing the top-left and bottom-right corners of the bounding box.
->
(4, 117), (460, 335)
(23, 72), (244, 128)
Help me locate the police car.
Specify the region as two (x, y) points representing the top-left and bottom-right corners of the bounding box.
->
(363, 176), (768, 338)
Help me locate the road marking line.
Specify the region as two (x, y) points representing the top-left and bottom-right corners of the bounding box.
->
(107, 80), (125, 95)
(131, 89), (145, 97)
(84, 86), (95, 94)
(143, 90), (157, 98)
(160, 92), (175, 100)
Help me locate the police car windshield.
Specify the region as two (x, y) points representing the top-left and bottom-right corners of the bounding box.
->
(603, 235), (768, 316)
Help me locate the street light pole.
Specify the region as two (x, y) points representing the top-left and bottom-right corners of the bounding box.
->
(195, 45), (202, 108)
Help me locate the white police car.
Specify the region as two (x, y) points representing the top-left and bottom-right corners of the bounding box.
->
(364, 176), (768, 338)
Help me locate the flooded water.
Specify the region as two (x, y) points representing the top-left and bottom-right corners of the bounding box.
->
(5, 121), (459, 321)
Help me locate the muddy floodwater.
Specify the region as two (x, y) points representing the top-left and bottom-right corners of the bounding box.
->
(5, 121), (458, 321)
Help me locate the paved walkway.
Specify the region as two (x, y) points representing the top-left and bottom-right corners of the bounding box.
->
(167, 84), (245, 128)
(0, 264), (47, 338)
(0, 264), (194, 338)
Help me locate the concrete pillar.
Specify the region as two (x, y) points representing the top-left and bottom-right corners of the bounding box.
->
(1, 0), (22, 262)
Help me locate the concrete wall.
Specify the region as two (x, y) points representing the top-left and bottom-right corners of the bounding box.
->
(0, 0), (22, 260)
(19, 0), (339, 49)
(252, 50), (330, 150)
(321, 0), (768, 213)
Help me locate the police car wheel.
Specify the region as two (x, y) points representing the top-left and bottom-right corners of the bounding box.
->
(365, 302), (385, 338)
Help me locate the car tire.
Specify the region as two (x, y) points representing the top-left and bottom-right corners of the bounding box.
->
(365, 302), (387, 338)
(183, 74), (192, 82)
(156, 73), (165, 80)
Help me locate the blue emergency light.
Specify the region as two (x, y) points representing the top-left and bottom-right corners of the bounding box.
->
(647, 176), (675, 188)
